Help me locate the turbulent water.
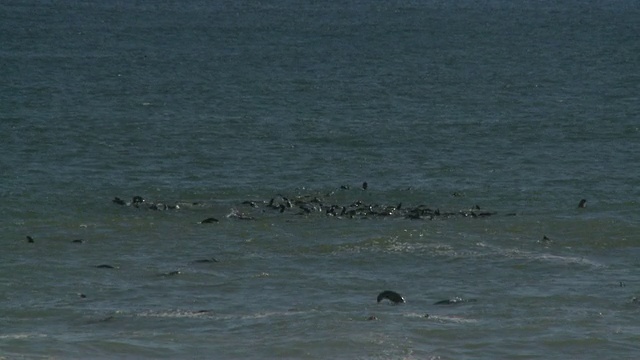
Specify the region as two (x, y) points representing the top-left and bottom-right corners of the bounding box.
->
(2, 1), (639, 359)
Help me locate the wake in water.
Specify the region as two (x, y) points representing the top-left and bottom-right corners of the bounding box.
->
(475, 242), (606, 268)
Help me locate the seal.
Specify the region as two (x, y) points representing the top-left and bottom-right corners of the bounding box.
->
(377, 290), (405, 304)
(578, 199), (587, 208)
(95, 264), (115, 269)
(434, 297), (477, 305)
(540, 235), (552, 243)
(160, 270), (181, 276)
(200, 217), (219, 224)
(242, 200), (258, 208)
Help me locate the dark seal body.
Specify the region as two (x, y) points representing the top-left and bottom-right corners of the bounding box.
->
(377, 290), (405, 304)
(200, 217), (219, 224)
(95, 264), (115, 269)
(434, 297), (477, 305)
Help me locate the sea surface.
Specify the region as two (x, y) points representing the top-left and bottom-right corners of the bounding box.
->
(1, 0), (639, 359)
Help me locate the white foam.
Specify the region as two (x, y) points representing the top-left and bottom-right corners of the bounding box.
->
(135, 309), (310, 320)
(476, 243), (605, 268)
(0, 333), (48, 340)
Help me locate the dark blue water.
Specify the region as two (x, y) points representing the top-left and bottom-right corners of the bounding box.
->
(2, 1), (639, 359)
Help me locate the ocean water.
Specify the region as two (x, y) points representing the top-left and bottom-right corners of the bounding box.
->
(1, 0), (639, 359)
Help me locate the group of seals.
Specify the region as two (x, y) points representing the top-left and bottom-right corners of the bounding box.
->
(111, 186), (590, 224)
(112, 196), (183, 211)
(111, 184), (501, 221)
(243, 191), (498, 221)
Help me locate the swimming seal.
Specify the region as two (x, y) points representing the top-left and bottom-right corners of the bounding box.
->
(96, 264), (115, 269)
(434, 297), (477, 305)
(377, 290), (405, 304)
(578, 199), (587, 208)
(242, 200), (258, 208)
(200, 217), (219, 224)
(540, 235), (552, 243)
(160, 270), (181, 277)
